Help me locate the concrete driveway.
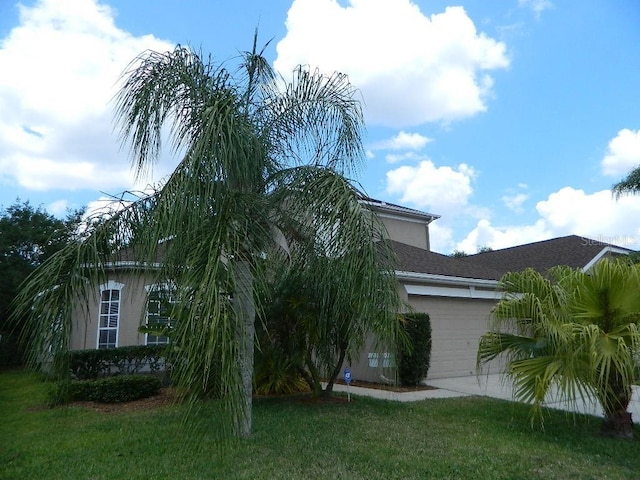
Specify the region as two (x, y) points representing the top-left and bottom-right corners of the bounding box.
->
(426, 374), (640, 420)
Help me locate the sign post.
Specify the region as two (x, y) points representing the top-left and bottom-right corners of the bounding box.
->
(344, 367), (352, 402)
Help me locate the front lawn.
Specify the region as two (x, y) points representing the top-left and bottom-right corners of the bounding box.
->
(1, 369), (638, 479)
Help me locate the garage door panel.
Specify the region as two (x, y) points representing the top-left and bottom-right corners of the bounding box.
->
(408, 295), (496, 379)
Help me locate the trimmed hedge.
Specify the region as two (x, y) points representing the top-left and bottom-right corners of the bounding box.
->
(50, 374), (162, 405)
(69, 345), (167, 380)
(398, 313), (432, 386)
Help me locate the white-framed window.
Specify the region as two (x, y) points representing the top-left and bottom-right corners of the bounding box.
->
(97, 281), (124, 349)
(144, 285), (174, 345)
(367, 352), (395, 368)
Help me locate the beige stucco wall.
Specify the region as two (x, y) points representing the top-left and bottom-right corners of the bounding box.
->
(379, 216), (429, 250)
(70, 271), (153, 350)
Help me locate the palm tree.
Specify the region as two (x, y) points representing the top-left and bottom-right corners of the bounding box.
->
(477, 260), (640, 438)
(13, 38), (402, 437)
(612, 166), (640, 198)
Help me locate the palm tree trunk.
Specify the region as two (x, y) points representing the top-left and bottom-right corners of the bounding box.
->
(600, 373), (634, 439)
(234, 260), (255, 438)
(304, 350), (323, 397)
(321, 347), (347, 398)
(600, 410), (634, 439)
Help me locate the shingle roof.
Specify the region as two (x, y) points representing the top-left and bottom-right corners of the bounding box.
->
(389, 240), (503, 280)
(390, 235), (634, 282)
(458, 235), (633, 277)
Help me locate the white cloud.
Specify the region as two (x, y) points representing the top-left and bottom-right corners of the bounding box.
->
(535, 187), (640, 239)
(384, 152), (420, 165)
(373, 131), (432, 151)
(455, 186), (640, 253)
(428, 222), (454, 252)
(275, 1), (509, 127)
(502, 192), (528, 213)
(385, 160), (475, 213)
(0, 0), (175, 193)
(601, 129), (640, 177)
(518, 0), (554, 19)
(456, 218), (550, 253)
(47, 199), (71, 217)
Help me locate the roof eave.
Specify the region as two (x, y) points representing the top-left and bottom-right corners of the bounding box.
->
(395, 270), (499, 287)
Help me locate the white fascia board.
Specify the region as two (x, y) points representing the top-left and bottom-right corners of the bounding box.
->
(396, 270), (500, 300)
(102, 261), (162, 270)
(396, 270), (499, 288)
(582, 246), (630, 272)
(361, 200), (439, 224)
(404, 284), (501, 299)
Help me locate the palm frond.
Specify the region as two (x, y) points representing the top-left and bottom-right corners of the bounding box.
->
(480, 260), (640, 426)
(612, 166), (640, 199)
(260, 67), (365, 176)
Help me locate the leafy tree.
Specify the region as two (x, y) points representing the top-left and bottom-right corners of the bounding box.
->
(13, 39), (402, 437)
(0, 201), (83, 365)
(257, 235), (400, 398)
(476, 246), (493, 253)
(477, 260), (640, 438)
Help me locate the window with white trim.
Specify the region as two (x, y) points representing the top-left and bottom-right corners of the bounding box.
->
(144, 286), (173, 345)
(367, 352), (395, 368)
(97, 282), (123, 349)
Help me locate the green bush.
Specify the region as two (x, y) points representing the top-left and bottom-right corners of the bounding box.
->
(50, 374), (162, 405)
(70, 345), (167, 380)
(254, 352), (309, 395)
(88, 375), (161, 403)
(398, 313), (432, 386)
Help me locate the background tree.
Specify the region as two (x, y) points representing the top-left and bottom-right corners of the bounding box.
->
(13, 39), (403, 437)
(0, 201), (83, 366)
(477, 260), (640, 439)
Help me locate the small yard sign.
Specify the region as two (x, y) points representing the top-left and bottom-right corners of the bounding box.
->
(344, 367), (352, 402)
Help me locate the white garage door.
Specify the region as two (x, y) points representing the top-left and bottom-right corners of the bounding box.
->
(408, 296), (496, 379)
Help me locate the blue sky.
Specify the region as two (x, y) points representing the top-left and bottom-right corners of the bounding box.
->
(1, 0), (639, 254)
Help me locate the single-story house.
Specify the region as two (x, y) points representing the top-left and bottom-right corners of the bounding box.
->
(69, 198), (634, 382)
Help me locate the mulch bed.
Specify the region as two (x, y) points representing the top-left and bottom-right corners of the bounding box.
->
(68, 387), (178, 413)
(334, 379), (437, 392)
(58, 379), (437, 413)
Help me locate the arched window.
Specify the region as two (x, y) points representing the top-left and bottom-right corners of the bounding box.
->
(97, 281), (124, 349)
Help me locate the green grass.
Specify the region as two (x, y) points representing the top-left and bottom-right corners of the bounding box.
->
(2, 369), (639, 480)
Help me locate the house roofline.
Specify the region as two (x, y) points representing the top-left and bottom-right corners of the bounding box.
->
(582, 246), (631, 271)
(80, 261), (162, 270)
(395, 270), (499, 288)
(360, 199), (439, 224)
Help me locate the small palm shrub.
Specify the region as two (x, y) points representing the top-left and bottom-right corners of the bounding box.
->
(254, 348), (309, 395)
